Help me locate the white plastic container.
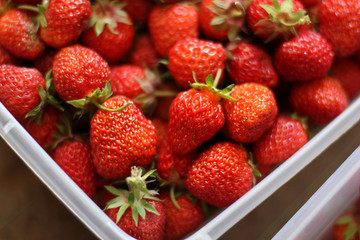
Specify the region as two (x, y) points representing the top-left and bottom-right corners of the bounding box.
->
(273, 145), (360, 240)
(1, 95), (360, 240)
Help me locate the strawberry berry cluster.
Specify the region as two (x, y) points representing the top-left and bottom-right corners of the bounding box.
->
(0, 0), (360, 239)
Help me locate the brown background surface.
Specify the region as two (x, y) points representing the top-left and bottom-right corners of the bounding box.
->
(1, 120), (360, 240)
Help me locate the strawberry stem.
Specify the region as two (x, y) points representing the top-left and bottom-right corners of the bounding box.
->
(93, 101), (132, 112)
(170, 184), (181, 209)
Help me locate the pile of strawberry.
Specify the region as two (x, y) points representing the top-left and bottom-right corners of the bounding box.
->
(0, 0), (360, 239)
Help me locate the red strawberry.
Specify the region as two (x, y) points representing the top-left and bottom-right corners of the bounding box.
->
(54, 138), (97, 198)
(148, 2), (199, 57)
(39, 0), (92, 48)
(331, 58), (360, 99)
(186, 141), (252, 207)
(32, 49), (56, 75)
(152, 81), (179, 121)
(299, 0), (321, 7)
(52, 44), (110, 102)
(333, 209), (360, 240)
(167, 70), (236, 154)
(247, 0), (310, 42)
(274, 30), (334, 82)
(159, 192), (204, 240)
(318, 0), (360, 57)
(21, 106), (61, 151)
(151, 118), (168, 150)
(253, 115), (308, 165)
(12, 0), (41, 4)
(129, 35), (159, 69)
(227, 42), (278, 87)
(0, 9), (45, 60)
(122, 0), (153, 24)
(168, 38), (226, 89)
(0, 65), (45, 120)
(290, 77), (348, 125)
(0, 45), (16, 65)
(156, 137), (197, 181)
(104, 167), (165, 240)
(222, 83), (278, 143)
(199, 0), (251, 41)
(90, 96), (157, 178)
(81, 0), (135, 63)
(109, 64), (158, 112)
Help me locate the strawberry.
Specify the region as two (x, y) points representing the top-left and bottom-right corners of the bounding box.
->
(289, 77), (348, 125)
(168, 38), (226, 89)
(122, 0), (153, 24)
(52, 44), (110, 102)
(104, 167), (165, 240)
(222, 83), (278, 143)
(227, 41), (278, 87)
(167, 70), (236, 154)
(81, 0), (135, 63)
(0, 44), (16, 65)
(159, 192), (204, 240)
(318, 0), (360, 57)
(32, 49), (56, 75)
(0, 65), (45, 120)
(333, 209), (360, 240)
(129, 35), (159, 69)
(299, 0), (321, 7)
(156, 136), (197, 181)
(39, 0), (92, 48)
(199, 0), (251, 41)
(54, 138), (97, 198)
(90, 96), (157, 178)
(0, 9), (45, 60)
(109, 64), (158, 113)
(21, 106), (61, 152)
(148, 2), (199, 57)
(152, 81), (179, 121)
(274, 30), (334, 83)
(12, 0), (41, 4)
(253, 115), (308, 165)
(186, 141), (252, 207)
(331, 58), (360, 99)
(247, 0), (310, 42)
(151, 118), (168, 150)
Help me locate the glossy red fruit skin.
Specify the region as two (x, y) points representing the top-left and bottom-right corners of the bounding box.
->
(54, 139), (97, 198)
(290, 77), (349, 125)
(186, 142), (252, 207)
(199, 0), (228, 41)
(40, 0), (92, 48)
(21, 106), (61, 151)
(148, 3), (199, 57)
(123, 0), (153, 23)
(151, 118), (168, 150)
(160, 192), (204, 240)
(318, 0), (360, 57)
(247, 0), (306, 40)
(32, 49), (57, 75)
(299, 0), (321, 7)
(90, 96), (157, 179)
(110, 65), (145, 99)
(168, 38), (226, 89)
(0, 10), (45, 60)
(331, 58), (360, 99)
(81, 16), (135, 64)
(168, 89), (225, 155)
(253, 115), (308, 165)
(0, 65), (45, 121)
(52, 44), (110, 101)
(0, 45), (17, 65)
(274, 31), (334, 83)
(228, 42), (278, 87)
(156, 137), (197, 180)
(222, 83), (278, 143)
(107, 200), (165, 240)
(129, 35), (159, 69)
